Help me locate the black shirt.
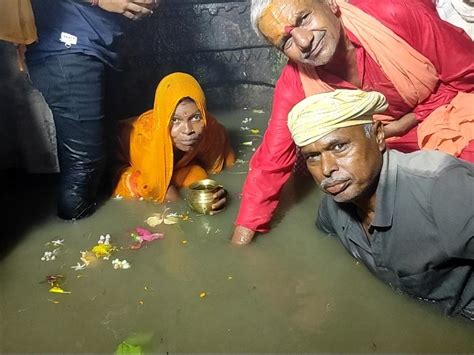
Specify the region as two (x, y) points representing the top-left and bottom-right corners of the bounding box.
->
(27, 0), (127, 67)
(317, 150), (474, 319)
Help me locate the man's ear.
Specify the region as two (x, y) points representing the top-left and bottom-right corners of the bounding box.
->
(373, 121), (386, 152)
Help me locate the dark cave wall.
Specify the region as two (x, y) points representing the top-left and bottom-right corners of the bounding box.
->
(109, 0), (285, 118)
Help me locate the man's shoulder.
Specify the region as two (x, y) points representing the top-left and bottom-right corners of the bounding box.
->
(389, 149), (473, 180)
(274, 61), (305, 100)
(277, 61), (299, 82)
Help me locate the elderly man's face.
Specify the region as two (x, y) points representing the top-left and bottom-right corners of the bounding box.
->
(301, 123), (385, 203)
(258, 0), (341, 66)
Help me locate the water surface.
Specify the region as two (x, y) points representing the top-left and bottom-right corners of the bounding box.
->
(1, 109), (473, 353)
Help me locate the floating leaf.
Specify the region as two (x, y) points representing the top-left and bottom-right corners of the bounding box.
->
(115, 342), (143, 355)
(115, 332), (153, 355)
(144, 214), (163, 227)
(163, 215), (179, 225)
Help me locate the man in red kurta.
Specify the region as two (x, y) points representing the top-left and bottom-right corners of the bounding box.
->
(231, 0), (474, 244)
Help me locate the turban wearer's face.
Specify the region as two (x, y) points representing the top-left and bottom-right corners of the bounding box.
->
(170, 99), (205, 153)
(258, 0), (342, 66)
(300, 122), (385, 203)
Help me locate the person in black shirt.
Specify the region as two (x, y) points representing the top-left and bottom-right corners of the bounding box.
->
(26, 0), (159, 220)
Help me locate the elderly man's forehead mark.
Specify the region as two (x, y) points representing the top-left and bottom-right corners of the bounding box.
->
(259, 2), (302, 46)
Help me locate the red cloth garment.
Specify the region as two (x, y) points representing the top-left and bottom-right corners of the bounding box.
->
(235, 0), (474, 232)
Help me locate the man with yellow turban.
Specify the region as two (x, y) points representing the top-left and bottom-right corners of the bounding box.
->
(113, 72), (235, 209)
(287, 89), (474, 320)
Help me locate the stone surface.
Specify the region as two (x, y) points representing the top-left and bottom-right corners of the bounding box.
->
(110, 0), (285, 118)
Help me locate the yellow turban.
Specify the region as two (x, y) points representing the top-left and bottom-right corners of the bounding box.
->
(288, 89), (388, 146)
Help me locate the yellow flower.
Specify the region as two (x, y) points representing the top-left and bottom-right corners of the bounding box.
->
(91, 244), (112, 258)
(49, 286), (71, 294)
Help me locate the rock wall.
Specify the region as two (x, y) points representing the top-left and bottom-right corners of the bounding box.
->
(110, 0), (284, 118)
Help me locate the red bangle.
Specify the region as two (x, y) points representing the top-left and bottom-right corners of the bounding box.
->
(90, 0), (99, 6)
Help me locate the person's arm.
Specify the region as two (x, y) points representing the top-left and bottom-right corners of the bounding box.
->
(231, 63), (305, 245)
(431, 164), (474, 259)
(383, 112), (418, 138)
(78, 0), (160, 20)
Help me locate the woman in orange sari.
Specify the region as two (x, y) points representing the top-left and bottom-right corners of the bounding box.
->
(113, 72), (235, 210)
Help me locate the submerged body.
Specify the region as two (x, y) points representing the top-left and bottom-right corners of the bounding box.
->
(113, 72), (235, 203)
(317, 149), (474, 319)
(286, 89), (474, 319)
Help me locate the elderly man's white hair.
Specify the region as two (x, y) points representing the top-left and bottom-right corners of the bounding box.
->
(250, 0), (272, 37)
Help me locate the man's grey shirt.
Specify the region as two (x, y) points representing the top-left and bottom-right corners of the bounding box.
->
(317, 149), (474, 318)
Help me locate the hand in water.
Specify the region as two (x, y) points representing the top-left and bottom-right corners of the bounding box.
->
(98, 0), (160, 20)
(231, 225), (255, 245)
(210, 187), (227, 213)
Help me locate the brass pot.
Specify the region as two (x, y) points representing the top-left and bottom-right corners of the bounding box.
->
(187, 179), (223, 215)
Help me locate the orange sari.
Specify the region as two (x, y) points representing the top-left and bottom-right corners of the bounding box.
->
(113, 72), (235, 201)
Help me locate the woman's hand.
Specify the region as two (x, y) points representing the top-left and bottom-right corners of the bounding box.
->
(165, 185), (180, 202)
(210, 187), (227, 213)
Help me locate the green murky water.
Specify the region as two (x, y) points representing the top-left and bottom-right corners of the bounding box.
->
(0, 109), (473, 353)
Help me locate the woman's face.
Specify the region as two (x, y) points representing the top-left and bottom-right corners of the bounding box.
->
(170, 99), (205, 152)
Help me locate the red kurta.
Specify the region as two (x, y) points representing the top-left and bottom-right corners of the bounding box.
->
(236, 0), (474, 232)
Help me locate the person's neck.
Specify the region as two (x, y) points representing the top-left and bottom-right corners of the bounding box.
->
(322, 33), (360, 87)
(352, 179), (379, 230)
(173, 148), (184, 163)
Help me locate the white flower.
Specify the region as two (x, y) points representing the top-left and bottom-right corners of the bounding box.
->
(51, 239), (64, 246)
(70, 262), (86, 271)
(112, 258), (131, 270)
(41, 251), (56, 262)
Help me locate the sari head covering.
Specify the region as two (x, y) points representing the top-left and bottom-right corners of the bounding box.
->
(288, 89), (388, 147)
(114, 72), (234, 201)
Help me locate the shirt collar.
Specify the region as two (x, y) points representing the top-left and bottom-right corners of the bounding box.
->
(371, 150), (397, 228)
